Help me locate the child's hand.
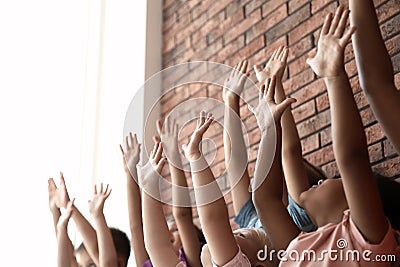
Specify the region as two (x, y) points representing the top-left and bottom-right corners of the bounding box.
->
(182, 111), (214, 161)
(138, 141), (167, 187)
(254, 46), (288, 84)
(57, 199), (75, 229)
(120, 132), (141, 174)
(88, 183), (112, 218)
(306, 6), (356, 78)
(222, 60), (248, 101)
(248, 76), (296, 132)
(54, 172), (71, 209)
(156, 117), (180, 162)
(48, 178), (59, 214)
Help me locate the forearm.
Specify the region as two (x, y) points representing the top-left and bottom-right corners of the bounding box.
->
(72, 208), (99, 265)
(142, 190), (181, 266)
(126, 171), (149, 265)
(170, 160), (193, 219)
(57, 227), (74, 267)
(51, 209), (61, 235)
(325, 73), (369, 162)
(93, 215), (118, 267)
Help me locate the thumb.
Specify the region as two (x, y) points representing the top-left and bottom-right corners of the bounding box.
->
(182, 144), (187, 152)
(253, 64), (261, 74)
(277, 98), (296, 114)
(306, 58), (312, 66)
(248, 104), (255, 114)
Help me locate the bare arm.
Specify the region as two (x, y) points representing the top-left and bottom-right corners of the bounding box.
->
(89, 184), (118, 267)
(140, 142), (182, 267)
(55, 173), (100, 265)
(56, 200), (77, 267)
(158, 118), (202, 267)
(254, 47), (309, 205)
(250, 78), (299, 250)
(349, 0), (400, 153)
(120, 133), (150, 266)
(307, 7), (388, 243)
(182, 112), (238, 266)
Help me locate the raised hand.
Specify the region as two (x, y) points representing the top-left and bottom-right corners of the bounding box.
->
(88, 183), (112, 218)
(248, 76), (296, 132)
(222, 60), (248, 101)
(156, 117), (181, 163)
(48, 178), (59, 214)
(138, 141), (167, 187)
(120, 132), (141, 175)
(182, 111), (214, 161)
(57, 199), (75, 229)
(254, 46), (288, 84)
(53, 172), (71, 209)
(306, 6), (356, 78)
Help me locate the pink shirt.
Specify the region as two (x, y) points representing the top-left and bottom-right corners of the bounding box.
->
(280, 210), (400, 266)
(176, 262), (186, 267)
(214, 247), (251, 267)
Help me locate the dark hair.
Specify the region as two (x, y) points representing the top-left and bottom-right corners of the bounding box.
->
(303, 158), (328, 185)
(374, 173), (400, 231)
(110, 227), (131, 266)
(193, 224), (206, 244)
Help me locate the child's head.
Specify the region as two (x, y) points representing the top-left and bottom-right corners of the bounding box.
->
(303, 158), (327, 186)
(168, 220), (206, 254)
(75, 244), (96, 267)
(109, 227), (131, 267)
(200, 227), (276, 267)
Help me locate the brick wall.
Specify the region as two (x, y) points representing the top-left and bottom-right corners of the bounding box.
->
(160, 0), (400, 222)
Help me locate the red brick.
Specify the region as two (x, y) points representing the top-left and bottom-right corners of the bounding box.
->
(292, 99), (316, 123)
(301, 133), (319, 154)
(291, 79), (325, 108)
(360, 107), (377, 127)
(380, 13), (400, 40)
(383, 139), (398, 158)
(395, 72), (400, 88)
(320, 126), (332, 146)
(191, 11), (225, 46)
(365, 123), (386, 145)
(321, 161), (340, 178)
(288, 2), (337, 45)
(283, 68), (315, 95)
(373, 157), (400, 177)
(304, 145), (335, 166)
(316, 92), (329, 112)
(244, 1), (263, 17)
(354, 90), (369, 110)
(297, 109), (330, 138)
(368, 142), (383, 163)
(288, 36), (313, 62)
(206, 9), (244, 45)
(386, 34), (400, 56)
(262, 0), (287, 18)
(211, 35), (245, 63)
(288, 49), (315, 77)
(246, 4), (287, 44)
(289, 0), (308, 14)
(311, 0), (336, 14)
(207, 0), (232, 19)
(376, 0), (400, 23)
(224, 8), (261, 44)
(345, 59), (358, 78)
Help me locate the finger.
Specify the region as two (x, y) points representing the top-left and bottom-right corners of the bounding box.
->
(104, 184), (110, 196)
(156, 119), (162, 136)
(253, 64), (262, 75)
(154, 142), (163, 163)
(321, 12), (333, 35)
(259, 84), (265, 101)
(133, 133), (138, 146)
(335, 9), (350, 37)
(119, 144), (125, 155)
(229, 65), (236, 80)
(236, 61), (243, 72)
(48, 178), (56, 190)
(199, 116), (214, 133)
(125, 135), (130, 149)
(329, 6), (343, 35)
(153, 135), (161, 143)
(151, 141), (160, 159)
(274, 46), (283, 60)
(270, 49), (278, 61)
(199, 111), (206, 126)
(277, 97), (297, 115)
(157, 157), (167, 172)
(129, 132), (134, 147)
(94, 184), (97, 195)
(105, 188), (112, 198)
(266, 76), (277, 101)
(340, 26), (356, 46)
(60, 172), (66, 186)
(174, 120), (178, 136)
(279, 46), (289, 62)
(240, 60), (248, 74)
(182, 143), (187, 152)
(100, 183), (103, 193)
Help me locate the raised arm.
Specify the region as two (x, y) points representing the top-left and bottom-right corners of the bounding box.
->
(307, 7), (387, 243)
(140, 141), (183, 267)
(120, 132), (150, 266)
(55, 173), (100, 266)
(56, 199), (77, 267)
(251, 77), (299, 251)
(254, 47), (309, 205)
(88, 184), (118, 267)
(157, 118), (202, 267)
(182, 112), (238, 266)
(349, 0), (400, 153)
(222, 60), (251, 214)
